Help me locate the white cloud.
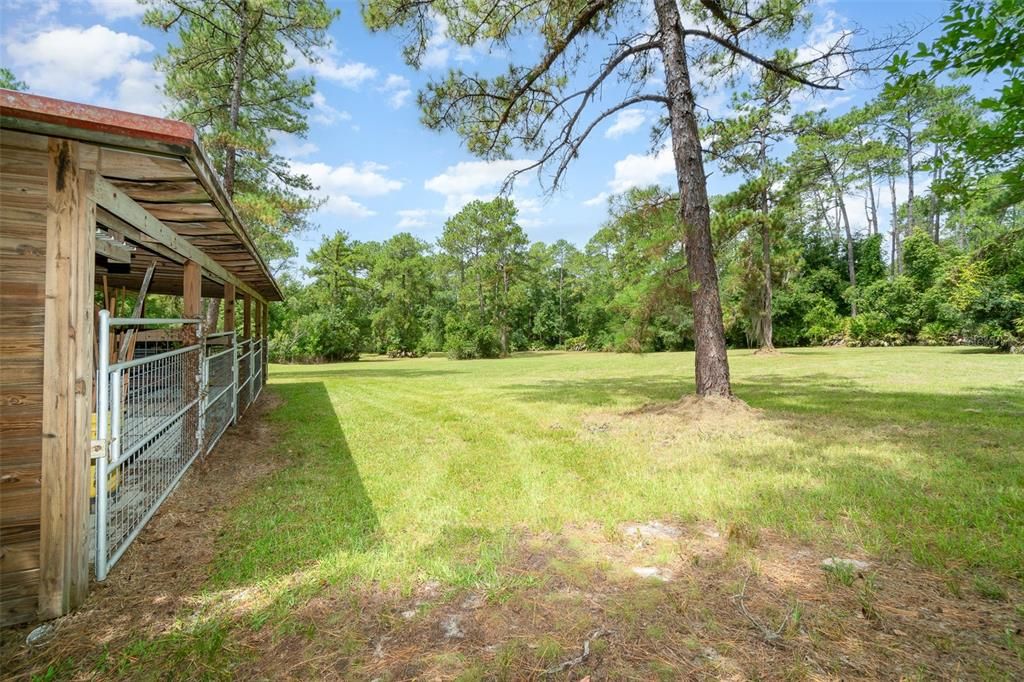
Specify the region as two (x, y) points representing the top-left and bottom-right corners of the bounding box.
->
(388, 89), (412, 108)
(317, 59), (378, 87)
(383, 74), (409, 90)
(608, 145), (675, 193)
(309, 91), (351, 125)
(294, 160), (403, 197)
(425, 159), (536, 215)
(380, 73), (412, 109)
(5, 25), (156, 102)
(115, 58), (166, 116)
(605, 109), (647, 139)
(515, 196), (542, 214)
(295, 47), (377, 88)
(273, 132), (319, 159)
(322, 195), (376, 218)
(796, 10), (855, 82)
(291, 160), (403, 219)
(583, 192), (609, 207)
(88, 0), (146, 20)
(3, 0), (59, 20)
(425, 159), (533, 195)
(421, 13), (451, 69)
(396, 208), (430, 229)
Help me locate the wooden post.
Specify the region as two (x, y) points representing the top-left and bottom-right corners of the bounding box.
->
(223, 283), (235, 333)
(183, 261), (201, 333)
(243, 295), (252, 340)
(39, 139), (95, 617)
(262, 301), (269, 386)
(255, 299), (263, 341)
(182, 261), (202, 455)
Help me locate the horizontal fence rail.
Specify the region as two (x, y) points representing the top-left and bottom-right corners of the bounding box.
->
(94, 311), (263, 581)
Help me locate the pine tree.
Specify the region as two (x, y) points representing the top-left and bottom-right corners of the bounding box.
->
(362, 0), (877, 397)
(144, 0), (338, 268)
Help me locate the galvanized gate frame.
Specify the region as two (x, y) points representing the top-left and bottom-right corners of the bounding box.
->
(93, 310), (261, 581)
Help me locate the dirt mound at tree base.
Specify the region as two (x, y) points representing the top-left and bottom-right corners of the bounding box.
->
(625, 394), (758, 420)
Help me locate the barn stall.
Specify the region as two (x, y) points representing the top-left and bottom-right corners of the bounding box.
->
(0, 90), (281, 627)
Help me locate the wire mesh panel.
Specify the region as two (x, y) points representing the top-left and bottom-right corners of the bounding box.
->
(94, 313), (263, 580)
(237, 339), (252, 413)
(252, 339), (263, 401)
(101, 344), (203, 571)
(204, 337), (235, 453)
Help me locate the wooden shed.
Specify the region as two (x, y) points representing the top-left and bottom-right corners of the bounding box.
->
(1, 90), (282, 627)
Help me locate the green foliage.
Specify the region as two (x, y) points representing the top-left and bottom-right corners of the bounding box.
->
(145, 0), (337, 267)
(0, 66), (27, 90)
(903, 230), (948, 289)
(908, 0), (1024, 204)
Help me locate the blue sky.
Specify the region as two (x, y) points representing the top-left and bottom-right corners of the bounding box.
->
(0, 0), (953, 265)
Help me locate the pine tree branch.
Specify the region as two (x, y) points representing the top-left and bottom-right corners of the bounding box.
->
(680, 28), (844, 90)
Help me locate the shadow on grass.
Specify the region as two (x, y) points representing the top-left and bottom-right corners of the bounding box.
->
(501, 372), (1024, 577)
(268, 366), (466, 380)
(210, 381), (380, 588)
(947, 346), (1006, 355)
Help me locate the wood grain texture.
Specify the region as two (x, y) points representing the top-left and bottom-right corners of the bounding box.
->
(0, 133), (46, 626)
(38, 140), (93, 619)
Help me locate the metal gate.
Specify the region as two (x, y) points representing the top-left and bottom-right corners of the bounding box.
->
(93, 310), (242, 580)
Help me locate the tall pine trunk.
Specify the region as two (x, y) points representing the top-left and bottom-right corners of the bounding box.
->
(866, 167), (878, 235)
(203, 6), (251, 335)
(835, 185), (858, 317)
(904, 117), (914, 233)
(755, 136), (774, 352)
(224, 11), (251, 197)
(757, 222), (774, 351)
(889, 174), (901, 275)
(499, 265), (509, 356)
(654, 0), (732, 397)
(931, 143), (942, 243)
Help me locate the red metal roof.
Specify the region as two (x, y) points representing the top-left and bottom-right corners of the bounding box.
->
(0, 89), (197, 147)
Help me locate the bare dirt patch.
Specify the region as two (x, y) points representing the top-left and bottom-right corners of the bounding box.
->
(227, 521), (1022, 680)
(0, 392), (288, 680)
(584, 395), (764, 451)
(624, 394), (759, 420)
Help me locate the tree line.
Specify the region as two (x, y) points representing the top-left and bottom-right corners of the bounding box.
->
(6, 0), (1016, 392)
(270, 147), (1021, 363)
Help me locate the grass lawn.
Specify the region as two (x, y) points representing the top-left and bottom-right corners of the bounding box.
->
(13, 347), (1024, 679)
(226, 346), (1023, 588)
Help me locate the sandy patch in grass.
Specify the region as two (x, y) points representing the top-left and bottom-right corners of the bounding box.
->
(201, 521), (1021, 680)
(5, 514), (1022, 679)
(583, 395), (765, 453)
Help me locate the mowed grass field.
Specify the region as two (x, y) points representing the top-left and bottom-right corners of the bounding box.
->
(227, 347), (1023, 588)
(15, 347), (1024, 680)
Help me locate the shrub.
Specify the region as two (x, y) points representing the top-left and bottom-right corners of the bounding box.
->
(919, 321), (957, 345)
(843, 312), (905, 347)
(443, 317), (499, 360)
(804, 299), (843, 344)
(851, 276), (923, 337)
(564, 335), (588, 351)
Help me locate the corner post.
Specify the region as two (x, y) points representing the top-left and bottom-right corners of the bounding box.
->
(183, 261), (203, 456)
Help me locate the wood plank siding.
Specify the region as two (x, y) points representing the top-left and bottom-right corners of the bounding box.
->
(0, 130), (48, 626)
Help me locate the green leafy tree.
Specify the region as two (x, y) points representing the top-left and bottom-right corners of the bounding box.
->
(144, 0), (337, 269)
(898, 0), (1024, 204)
(362, 0), (872, 397)
(707, 56), (802, 351)
(439, 198), (529, 357)
(367, 233), (434, 354)
(0, 67), (27, 91)
(791, 112), (863, 315)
